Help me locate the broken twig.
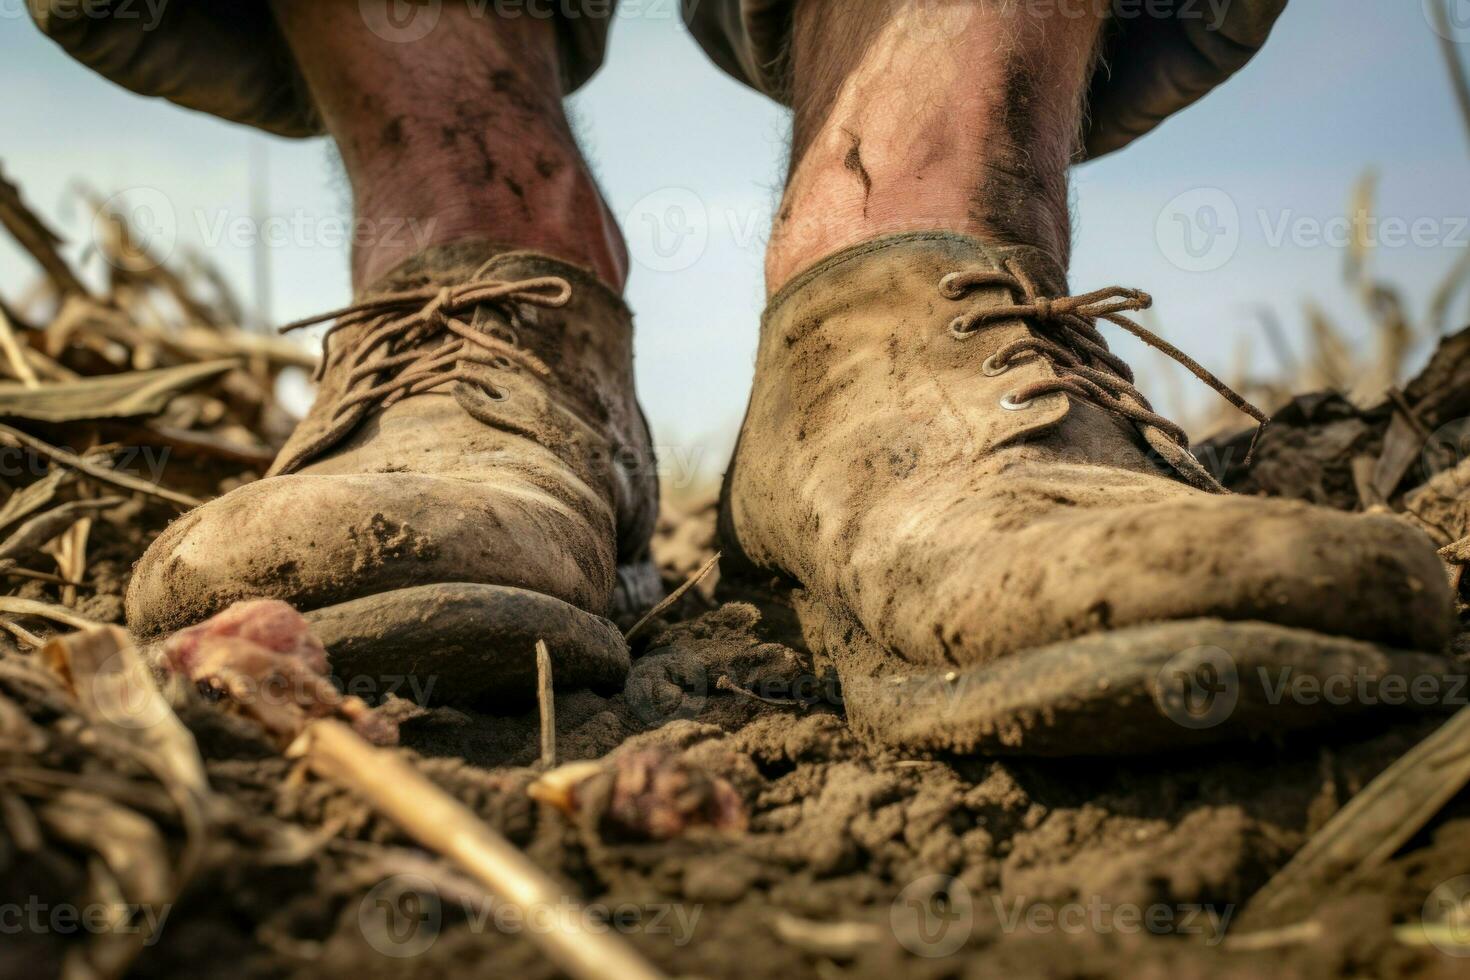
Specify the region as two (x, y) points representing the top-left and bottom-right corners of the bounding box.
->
(1240, 705), (1470, 930)
(536, 638), (556, 769)
(0, 422), (200, 508)
(625, 552), (721, 643)
(291, 720), (668, 980)
(0, 305), (39, 388)
(0, 595), (103, 631)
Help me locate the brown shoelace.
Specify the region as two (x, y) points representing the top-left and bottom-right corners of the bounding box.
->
(280, 274), (571, 422)
(941, 259), (1267, 454)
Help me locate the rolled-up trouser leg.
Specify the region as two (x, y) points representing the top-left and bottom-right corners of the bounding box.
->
(29, 0), (1287, 155)
(26, 0), (619, 137)
(681, 0), (1289, 159)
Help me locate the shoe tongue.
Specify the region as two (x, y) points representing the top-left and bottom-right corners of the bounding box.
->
(360, 240), (552, 299)
(987, 243), (1069, 296)
(767, 232), (1069, 314)
(763, 232), (1228, 494)
(361, 240), (626, 303)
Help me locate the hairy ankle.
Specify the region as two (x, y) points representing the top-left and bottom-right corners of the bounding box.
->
(347, 137), (626, 289)
(766, 0), (1104, 294)
(767, 129), (1074, 291)
(271, 0), (626, 291)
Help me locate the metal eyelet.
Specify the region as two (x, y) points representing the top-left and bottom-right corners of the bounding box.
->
(489, 355), (513, 370)
(1000, 393), (1033, 411)
(485, 385), (508, 401)
(982, 354), (1009, 377)
(950, 317), (977, 340)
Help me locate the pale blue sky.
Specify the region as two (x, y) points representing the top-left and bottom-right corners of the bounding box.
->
(3, 0), (1468, 471)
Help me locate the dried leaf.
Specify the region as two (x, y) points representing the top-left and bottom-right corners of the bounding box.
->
(1369, 412), (1424, 502)
(1428, 249), (1470, 337)
(527, 761), (607, 814)
(1304, 303), (1354, 393)
(37, 792), (175, 978)
(0, 164), (88, 296)
(1346, 171), (1376, 287)
(0, 422), (201, 508)
(0, 467), (68, 533)
(80, 185), (225, 327)
(0, 497), (122, 566)
(0, 305), (40, 387)
(772, 913), (882, 959)
(42, 624), (210, 798)
(174, 323), (317, 370)
(600, 749), (748, 841)
(1432, 0), (1470, 159)
(1439, 536), (1470, 564)
(117, 422), (275, 468)
(0, 595), (103, 631)
(0, 359), (239, 423)
(1239, 706), (1470, 930)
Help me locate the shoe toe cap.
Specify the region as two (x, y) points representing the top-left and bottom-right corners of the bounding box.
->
(125, 472), (614, 637)
(878, 494), (1455, 666)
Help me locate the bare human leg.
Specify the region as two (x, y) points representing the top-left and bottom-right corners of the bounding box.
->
(766, 0), (1106, 293)
(128, 2), (659, 700)
(725, 0), (1453, 756)
(270, 0), (627, 289)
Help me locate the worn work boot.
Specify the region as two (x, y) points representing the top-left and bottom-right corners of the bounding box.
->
(722, 233), (1460, 755)
(127, 242), (660, 704)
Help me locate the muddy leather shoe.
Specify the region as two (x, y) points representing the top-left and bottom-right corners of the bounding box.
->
(721, 233), (1460, 755)
(127, 242), (660, 704)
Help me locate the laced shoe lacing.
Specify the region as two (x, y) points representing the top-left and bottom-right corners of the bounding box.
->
(280, 267), (572, 423)
(940, 258), (1267, 458)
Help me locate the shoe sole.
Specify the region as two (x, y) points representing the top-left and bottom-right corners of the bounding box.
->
(793, 592), (1467, 756)
(302, 582), (631, 708)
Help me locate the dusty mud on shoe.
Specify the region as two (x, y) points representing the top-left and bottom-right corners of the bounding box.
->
(798, 596), (1468, 756)
(126, 241), (662, 706)
(721, 233), (1458, 755)
(301, 582), (630, 707)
